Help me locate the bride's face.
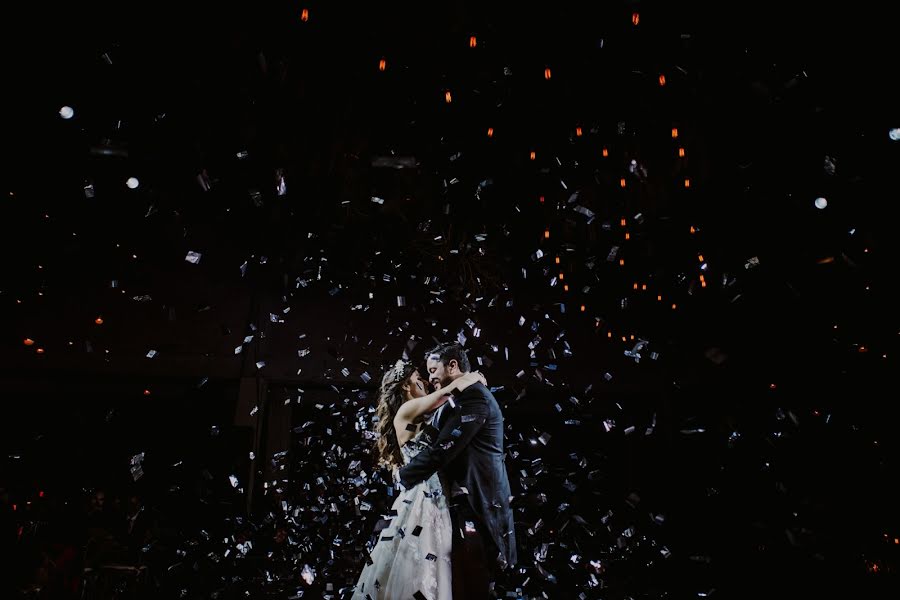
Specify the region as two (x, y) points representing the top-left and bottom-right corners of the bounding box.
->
(403, 370), (428, 399)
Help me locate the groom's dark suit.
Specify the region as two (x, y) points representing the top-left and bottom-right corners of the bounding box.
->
(399, 381), (517, 576)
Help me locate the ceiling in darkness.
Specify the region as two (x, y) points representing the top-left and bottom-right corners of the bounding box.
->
(2, 1), (895, 401)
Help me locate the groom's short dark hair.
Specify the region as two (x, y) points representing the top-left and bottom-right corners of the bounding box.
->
(426, 342), (471, 372)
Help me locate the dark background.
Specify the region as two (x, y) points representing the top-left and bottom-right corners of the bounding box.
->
(2, 1), (898, 598)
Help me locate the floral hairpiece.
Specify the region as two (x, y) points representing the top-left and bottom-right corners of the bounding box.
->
(387, 359), (411, 385)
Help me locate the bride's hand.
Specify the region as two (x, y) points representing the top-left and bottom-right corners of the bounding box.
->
(455, 371), (484, 391)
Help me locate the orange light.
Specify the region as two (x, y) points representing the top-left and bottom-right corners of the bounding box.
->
(143, 389), (151, 396)
(378, 58), (386, 71)
(607, 331), (612, 338)
(671, 303), (676, 310)
(544, 229), (550, 239)
(700, 275), (707, 288)
(633, 283), (639, 290)
(630, 335), (635, 340)
(559, 273), (564, 281)
(487, 127), (494, 138)
(620, 177), (626, 188)
(859, 346), (868, 353)
(36, 348), (45, 354)
(678, 147), (685, 158)
(620, 218), (627, 227)
(684, 178), (691, 188)
(469, 35), (477, 48)
(530, 151), (536, 160)
(698, 254), (704, 262)
(555, 256), (560, 264)
(24, 338), (34, 346)
(659, 74), (666, 86)
(632, 12), (640, 25)
(445, 90), (452, 104)
(625, 232), (630, 240)
(95, 317), (104, 325)
(580, 305), (586, 312)
(621, 336), (627, 342)
(619, 258), (625, 266)
(642, 284), (647, 290)
(544, 67), (552, 80)
(894, 538), (899, 545)
(300, 8), (309, 22)
(602, 148), (609, 157)
(576, 126), (583, 137)
(690, 225), (696, 234)
(671, 127), (679, 139)
(563, 284), (569, 292)
(657, 295), (662, 301)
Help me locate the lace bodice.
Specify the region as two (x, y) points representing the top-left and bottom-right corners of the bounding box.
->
(400, 425), (435, 464)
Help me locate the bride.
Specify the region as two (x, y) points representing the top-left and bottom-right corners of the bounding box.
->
(352, 359), (482, 599)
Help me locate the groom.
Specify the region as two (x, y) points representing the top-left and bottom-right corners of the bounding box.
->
(399, 342), (517, 599)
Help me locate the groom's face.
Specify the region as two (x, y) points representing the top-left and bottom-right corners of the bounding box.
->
(426, 355), (457, 388)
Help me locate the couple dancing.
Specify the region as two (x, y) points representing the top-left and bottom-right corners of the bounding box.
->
(353, 342), (517, 600)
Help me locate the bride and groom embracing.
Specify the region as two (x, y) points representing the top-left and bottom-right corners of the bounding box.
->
(353, 342), (517, 600)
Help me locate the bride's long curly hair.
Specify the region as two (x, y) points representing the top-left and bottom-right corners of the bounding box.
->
(374, 359), (418, 469)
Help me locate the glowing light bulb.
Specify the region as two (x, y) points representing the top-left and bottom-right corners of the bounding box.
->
(59, 106), (74, 119)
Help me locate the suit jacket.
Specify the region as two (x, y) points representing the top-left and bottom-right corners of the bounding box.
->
(399, 381), (517, 568)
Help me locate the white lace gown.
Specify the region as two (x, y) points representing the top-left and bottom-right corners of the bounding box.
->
(352, 427), (453, 600)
